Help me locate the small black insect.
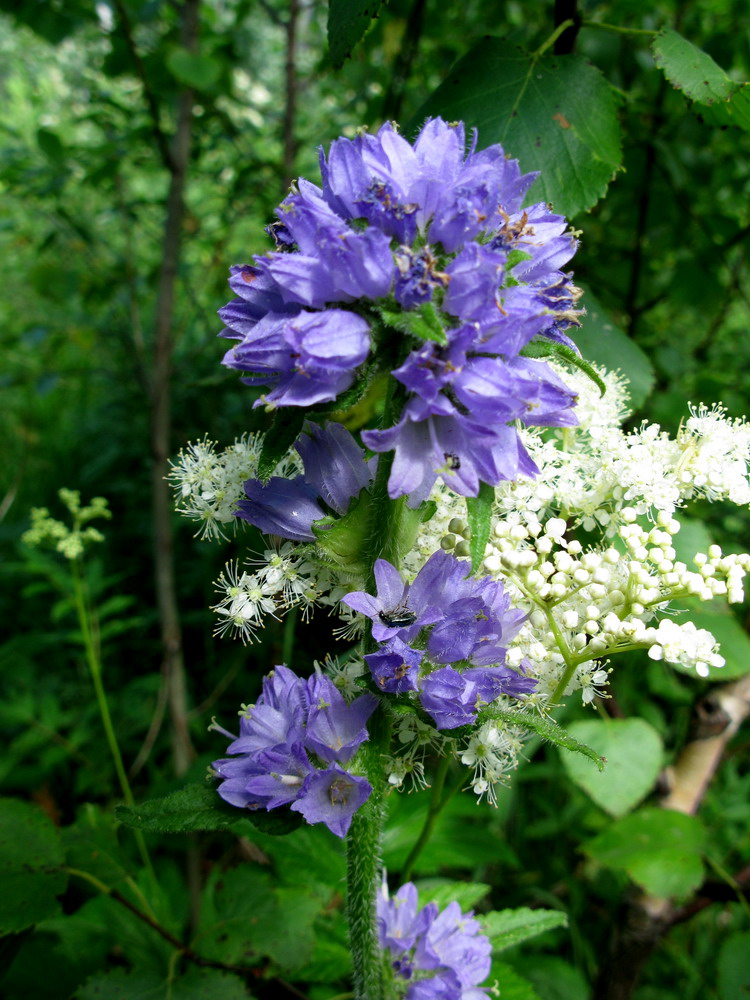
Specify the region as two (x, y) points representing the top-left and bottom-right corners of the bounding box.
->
(378, 606), (418, 628)
(444, 451), (461, 470)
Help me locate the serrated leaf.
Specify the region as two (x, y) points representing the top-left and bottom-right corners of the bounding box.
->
(75, 968), (252, 999)
(481, 906), (568, 952)
(584, 807), (705, 898)
(652, 29), (740, 105)
(652, 29), (750, 132)
(560, 718), (663, 818)
(411, 38), (622, 218)
(485, 707), (605, 771)
(523, 339), (606, 396)
(115, 782), (302, 836)
(257, 408), (306, 483)
(0, 798), (68, 934)
(327, 0), (385, 68)
(465, 482), (494, 573)
(698, 84), (750, 132)
(571, 286), (655, 409)
(416, 880), (490, 911)
(378, 303), (448, 345)
(165, 48), (221, 91)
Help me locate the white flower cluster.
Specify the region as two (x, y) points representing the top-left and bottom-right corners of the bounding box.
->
(212, 543), (343, 642)
(167, 434), (302, 540)
(460, 718), (528, 805)
(482, 510), (748, 689)
(493, 366), (750, 531)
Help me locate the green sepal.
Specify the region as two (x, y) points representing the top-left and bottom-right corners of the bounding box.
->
(482, 707), (606, 771)
(312, 492), (374, 587)
(257, 408), (306, 483)
(377, 302), (448, 346)
(312, 493), (437, 586)
(522, 338), (606, 397)
(465, 482), (495, 573)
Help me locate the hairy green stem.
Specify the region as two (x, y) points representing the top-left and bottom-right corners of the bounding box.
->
(346, 708), (390, 1000)
(70, 562), (155, 881)
(346, 377), (406, 999)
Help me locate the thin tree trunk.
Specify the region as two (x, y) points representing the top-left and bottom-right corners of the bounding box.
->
(282, 0), (300, 191)
(150, 0), (201, 778)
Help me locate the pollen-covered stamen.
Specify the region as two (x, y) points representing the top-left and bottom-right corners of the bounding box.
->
(394, 245), (451, 309)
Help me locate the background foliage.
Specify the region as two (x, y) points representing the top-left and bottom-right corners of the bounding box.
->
(0, 1), (749, 998)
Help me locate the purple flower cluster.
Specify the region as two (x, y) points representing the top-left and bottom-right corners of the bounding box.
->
(343, 551), (535, 729)
(378, 879), (492, 999)
(212, 665), (378, 837)
(236, 421), (374, 541)
(220, 118), (581, 504)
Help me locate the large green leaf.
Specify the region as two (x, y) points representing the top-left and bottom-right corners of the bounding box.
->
(560, 718), (664, 818)
(481, 907), (568, 952)
(327, 0), (385, 68)
(0, 798), (68, 935)
(195, 866), (320, 971)
(584, 807), (705, 898)
(115, 783), (302, 836)
(412, 38), (622, 218)
(571, 286), (655, 410)
(652, 29), (750, 132)
(75, 968), (252, 999)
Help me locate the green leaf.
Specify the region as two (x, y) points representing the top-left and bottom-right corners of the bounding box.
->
(651, 30), (750, 132)
(36, 128), (65, 162)
(165, 48), (221, 91)
(488, 961), (543, 1000)
(75, 968), (252, 999)
(485, 707), (605, 771)
(257, 408), (306, 483)
(416, 880), (490, 911)
(327, 0), (385, 68)
(522, 338), (606, 396)
(0, 798), (68, 935)
(699, 85), (750, 132)
(584, 807), (705, 898)
(378, 303), (448, 346)
(196, 866), (320, 971)
(465, 482), (495, 573)
(571, 286), (655, 410)
(411, 38), (622, 218)
(559, 718), (664, 818)
(718, 932), (750, 1000)
(652, 29), (738, 104)
(115, 782), (302, 836)
(481, 907), (568, 952)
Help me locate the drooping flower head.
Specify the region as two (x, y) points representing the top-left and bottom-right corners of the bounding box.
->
(377, 877), (492, 999)
(220, 118), (581, 504)
(211, 665), (377, 837)
(343, 551), (535, 729)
